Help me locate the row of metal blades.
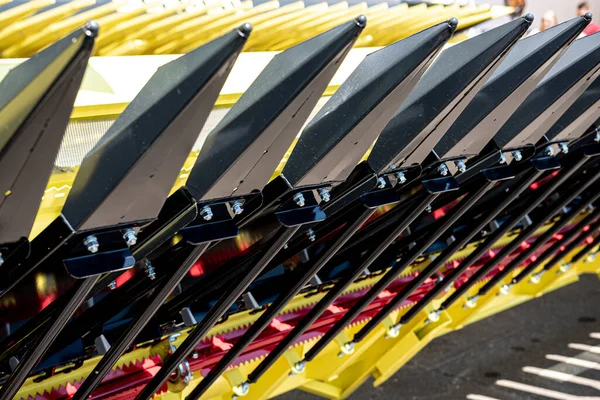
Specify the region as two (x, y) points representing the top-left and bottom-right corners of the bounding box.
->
(1, 10), (600, 400)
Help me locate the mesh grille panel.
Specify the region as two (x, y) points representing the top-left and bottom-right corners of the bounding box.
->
(55, 118), (116, 168)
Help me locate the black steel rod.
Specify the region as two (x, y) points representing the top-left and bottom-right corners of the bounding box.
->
(356, 174), (525, 340)
(542, 220), (600, 272)
(185, 207), (376, 399)
(72, 242), (212, 400)
(512, 208), (600, 281)
(569, 233), (600, 265)
(135, 225), (300, 400)
(303, 185), (480, 361)
(435, 158), (589, 310)
(477, 168), (600, 295)
(502, 190), (600, 286)
(0, 276), (99, 400)
(247, 194), (433, 383)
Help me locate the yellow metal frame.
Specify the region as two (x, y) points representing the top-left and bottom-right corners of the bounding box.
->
(0, 1), (513, 57)
(15, 216), (600, 400)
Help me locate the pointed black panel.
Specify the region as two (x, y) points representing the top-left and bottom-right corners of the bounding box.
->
(62, 25), (250, 231)
(494, 18), (597, 150)
(547, 77), (600, 143)
(282, 20), (455, 188)
(368, 15), (532, 173)
(0, 23), (97, 244)
(186, 17), (365, 201)
(435, 15), (591, 158)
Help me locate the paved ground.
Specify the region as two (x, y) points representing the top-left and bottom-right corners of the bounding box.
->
(282, 273), (600, 399)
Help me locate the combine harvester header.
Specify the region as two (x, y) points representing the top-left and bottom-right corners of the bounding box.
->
(0, 2), (600, 400)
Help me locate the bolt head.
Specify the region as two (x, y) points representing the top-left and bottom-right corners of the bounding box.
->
(499, 284), (511, 296)
(395, 172), (407, 185)
(123, 229), (137, 246)
(318, 188), (330, 203)
(233, 382), (250, 396)
(559, 143), (569, 154)
(386, 324), (402, 338)
(0, 253), (4, 267)
(377, 177), (386, 189)
(558, 263), (571, 274)
(84, 235), (99, 253)
(200, 206), (213, 221)
(145, 262), (156, 280)
(464, 296), (478, 309)
(231, 201), (244, 215)
(438, 163), (449, 176)
(108, 281), (117, 290)
(293, 193), (306, 207)
(544, 146), (555, 157)
(530, 272), (543, 284)
(512, 151), (523, 162)
(291, 360), (306, 374)
(340, 341), (355, 355)
(427, 310), (441, 322)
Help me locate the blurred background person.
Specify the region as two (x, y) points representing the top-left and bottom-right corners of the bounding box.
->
(578, 1), (600, 35)
(541, 9), (559, 30)
(507, 0), (526, 17)
(527, 9), (557, 35)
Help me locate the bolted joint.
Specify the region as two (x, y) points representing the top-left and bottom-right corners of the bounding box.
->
(232, 382), (250, 397)
(386, 323), (402, 339)
(454, 160), (467, 173)
(464, 295), (479, 309)
(306, 229), (316, 242)
(544, 146), (555, 157)
(84, 235), (99, 253)
(559, 142), (569, 154)
(177, 360), (193, 386)
(231, 200), (244, 215)
(293, 193), (305, 207)
(511, 150), (523, 162)
(318, 188), (330, 203)
(586, 252), (597, 263)
(530, 271), (544, 284)
(200, 205), (213, 221)
(338, 341), (355, 357)
(499, 284), (512, 296)
(377, 177), (386, 189)
(123, 228), (137, 247)
(144, 260), (156, 280)
(108, 280), (117, 290)
(290, 360), (307, 375)
(438, 163), (449, 176)
(499, 153), (507, 164)
(595, 127), (600, 142)
(558, 263), (572, 274)
(395, 171), (407, 185)
(426, 205), (433, 214)
(0, 252), (4, 267)
(427, 310), (441, 323)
